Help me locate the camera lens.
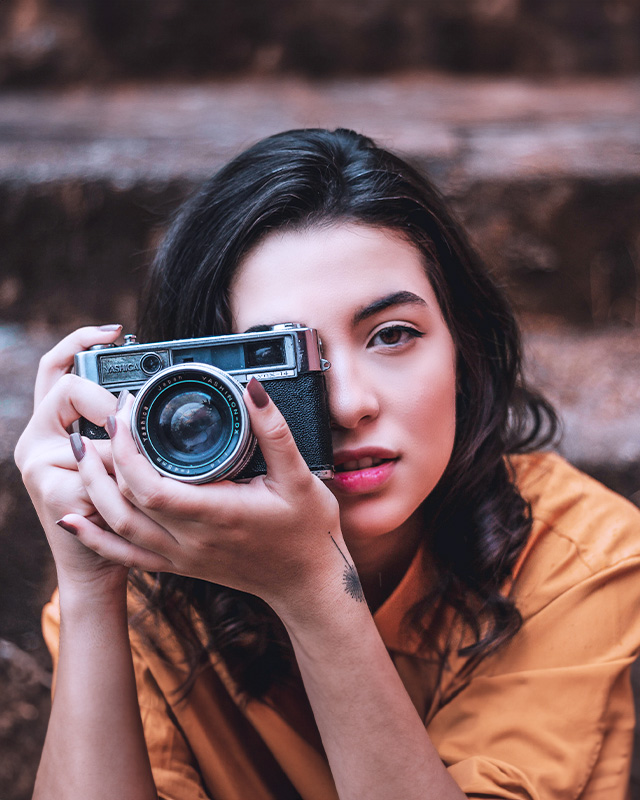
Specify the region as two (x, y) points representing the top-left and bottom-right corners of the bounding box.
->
(140, 353), (162, 375)
(131, 364), (254, 482)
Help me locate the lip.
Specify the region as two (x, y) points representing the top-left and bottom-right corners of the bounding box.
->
(333, 447), (398, 467)
(330, 447), (398, 495)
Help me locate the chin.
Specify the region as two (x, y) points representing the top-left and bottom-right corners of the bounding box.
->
(336, 496), (417, 544)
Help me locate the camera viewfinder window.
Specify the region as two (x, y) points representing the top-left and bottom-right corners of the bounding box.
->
(245, 339), (286, 368)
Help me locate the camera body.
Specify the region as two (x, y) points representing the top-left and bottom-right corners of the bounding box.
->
(74, 324), (334, 483)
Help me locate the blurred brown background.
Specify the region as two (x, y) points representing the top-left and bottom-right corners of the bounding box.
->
(1, 1), (639, 798)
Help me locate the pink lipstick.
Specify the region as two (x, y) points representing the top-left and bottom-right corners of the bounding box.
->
(330, 448), (398, 495)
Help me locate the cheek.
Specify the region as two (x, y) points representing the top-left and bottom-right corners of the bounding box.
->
(409, 393), (457, 465)
(405, 358), (457, 445)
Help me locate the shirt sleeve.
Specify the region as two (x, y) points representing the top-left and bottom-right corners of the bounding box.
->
(42, 590), (212, 800)
(427, 554), (640, 800)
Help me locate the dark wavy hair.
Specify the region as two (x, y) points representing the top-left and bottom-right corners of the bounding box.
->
(130, 128), (558, 702)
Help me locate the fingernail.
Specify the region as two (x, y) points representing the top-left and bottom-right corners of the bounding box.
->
(116, 389), (129, 412)
(56, 518), (78, 536)
(69, 432), (86, 462)
(247, 378), (269, 409)
(98, 324), (122, 332)
(105, 415), (117, 439)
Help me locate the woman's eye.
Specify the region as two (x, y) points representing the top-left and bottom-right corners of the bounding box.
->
(369, 325), (424, 348)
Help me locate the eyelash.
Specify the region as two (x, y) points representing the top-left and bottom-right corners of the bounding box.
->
(368, 325), (425, 349)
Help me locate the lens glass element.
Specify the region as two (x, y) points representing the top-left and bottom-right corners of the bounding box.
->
(133, 365), (253, 481)
(157, 391), (225, 462)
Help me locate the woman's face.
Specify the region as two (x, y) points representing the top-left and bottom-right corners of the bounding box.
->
(231, 223), (457, 556)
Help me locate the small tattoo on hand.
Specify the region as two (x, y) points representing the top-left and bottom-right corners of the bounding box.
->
(329, 533), (365, 603)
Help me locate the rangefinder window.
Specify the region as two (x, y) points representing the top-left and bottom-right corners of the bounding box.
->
(174, 343), (245, 371)
(245, 339), (286, 368)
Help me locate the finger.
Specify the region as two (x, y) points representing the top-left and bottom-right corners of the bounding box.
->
(30, 373), (118, 438)
(35, 324), (122, 407)
(108, 393), (234, 519)
(92, 438), (115, 475)
(86, 510), (110, 529)
(73, 435), (178, 555)
(57, 513), (175, 573)
(244, 379), (309, 486)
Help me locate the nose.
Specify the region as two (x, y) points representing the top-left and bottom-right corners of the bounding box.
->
(325, 353), (380, 430)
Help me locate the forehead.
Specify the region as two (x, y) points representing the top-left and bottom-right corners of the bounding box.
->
(230, 223), (440, 332)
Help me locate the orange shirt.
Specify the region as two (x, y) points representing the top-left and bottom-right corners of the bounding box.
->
(43, 453), (640, 799)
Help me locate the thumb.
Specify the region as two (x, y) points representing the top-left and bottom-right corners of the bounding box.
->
(244, 378), (308, 484)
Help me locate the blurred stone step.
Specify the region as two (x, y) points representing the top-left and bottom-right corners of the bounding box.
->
(0, 77), (639, 330)
(2, 0), (640, 85)
(523, 323), (640, 503)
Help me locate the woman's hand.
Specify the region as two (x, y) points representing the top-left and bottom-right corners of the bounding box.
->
(61, 379), (343, 618)
(14, 325), (128, 597)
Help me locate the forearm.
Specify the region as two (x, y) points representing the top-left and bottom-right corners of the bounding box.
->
(280, 588), (466, 800)
(35, 585), (156, 800)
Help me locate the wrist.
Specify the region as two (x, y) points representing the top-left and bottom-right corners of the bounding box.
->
(272, 563), (372, 646)
(57, 572), (129, 617)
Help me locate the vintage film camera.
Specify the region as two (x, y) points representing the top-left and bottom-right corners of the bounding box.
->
(74, 324), (334, 483)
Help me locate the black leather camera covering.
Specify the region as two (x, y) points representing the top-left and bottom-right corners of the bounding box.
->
(239, 371), (334, 478)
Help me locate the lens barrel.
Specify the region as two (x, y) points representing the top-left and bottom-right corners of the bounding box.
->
(131, 364), (255, 482)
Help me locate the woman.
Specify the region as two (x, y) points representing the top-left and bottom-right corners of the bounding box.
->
(15, 128), (640, 799)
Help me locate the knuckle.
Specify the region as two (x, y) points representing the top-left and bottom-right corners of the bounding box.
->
(111, 514), (135, 542)
(13, 433), (28, 471)
(17, 453), (38, 488)
(291, 469), (314, 494)
(79, 467), (97, 492)
(210, 506), (236, 531)
(54, 372), (78, 398)
(38, 348), (69, 377)
(121, 550), (142, 571)
(59, 372), (79, 389)
(119, 481), (135, 503)
(16, 449), (54, 495)
(268, 418), (294, 448)
(40, 477), (66, 511)
(37, 350), (55, 373)
(139, 485), (167, 513)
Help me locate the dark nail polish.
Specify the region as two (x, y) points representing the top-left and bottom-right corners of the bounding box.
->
(247, 377), (269, 409)
(69, 432), (86, 462)
(98, 324), (122, 331)
(105, 415), (117, 439)
(56, 519), (78, 536)
(116, 389), (129, 412)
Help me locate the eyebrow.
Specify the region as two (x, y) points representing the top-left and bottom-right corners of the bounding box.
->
(242, 291), (428, 334)
(352, 291), (427, 325)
